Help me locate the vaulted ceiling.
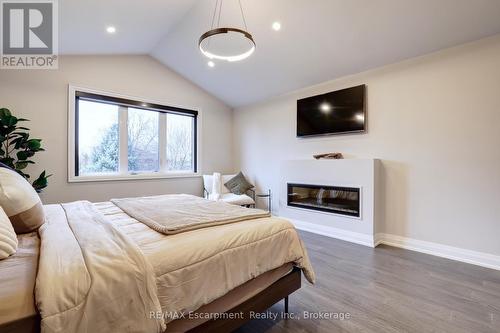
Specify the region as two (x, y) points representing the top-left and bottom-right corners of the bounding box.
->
(60, 0), (500, 107)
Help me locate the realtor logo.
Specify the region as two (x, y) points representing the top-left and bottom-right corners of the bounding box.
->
(1, 0), (58, 69)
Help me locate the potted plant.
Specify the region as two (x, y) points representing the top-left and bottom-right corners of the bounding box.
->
(0, 108), (51, 192)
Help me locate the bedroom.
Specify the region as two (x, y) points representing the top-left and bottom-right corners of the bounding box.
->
(0, 0), (500, 332)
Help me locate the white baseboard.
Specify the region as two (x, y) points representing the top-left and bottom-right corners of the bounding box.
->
(288, 218), (376, 247)
(376, 233), (500, 271)
(287, 218), (500, 271)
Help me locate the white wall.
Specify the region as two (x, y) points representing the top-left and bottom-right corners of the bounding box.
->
(233, 35), (500, 256)
(0, 55), (233, 203)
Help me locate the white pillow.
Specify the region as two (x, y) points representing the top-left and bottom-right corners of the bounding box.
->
(0, 166), (45, 233)
(0, 206), (18, 259)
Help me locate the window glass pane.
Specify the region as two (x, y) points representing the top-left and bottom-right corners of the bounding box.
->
(128, 108), (159, 172)
(166, 113), (194, 171)
(78, 100), (119, 175)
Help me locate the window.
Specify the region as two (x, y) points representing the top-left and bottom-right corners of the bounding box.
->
(166, 113), (194, 171)
(128, 108), (160, 173)
(69, 87), (198, 181)
(78, 100), (119, 175)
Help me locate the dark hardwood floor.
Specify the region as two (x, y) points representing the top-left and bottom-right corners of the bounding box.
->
(235, 231), (500, 333)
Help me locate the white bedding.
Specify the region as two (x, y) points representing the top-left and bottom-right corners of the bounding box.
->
(95, 201), (315, 323)
(35, 198), (315, 333)
(36, 202), (165, 333)
(110, 194), (270, 235)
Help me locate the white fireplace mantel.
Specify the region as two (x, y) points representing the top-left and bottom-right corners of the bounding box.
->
(279, 158), (382, 247)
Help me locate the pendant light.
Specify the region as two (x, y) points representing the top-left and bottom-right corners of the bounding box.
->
(199, 0), (255, 62)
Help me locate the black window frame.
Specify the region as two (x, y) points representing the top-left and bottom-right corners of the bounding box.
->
(74, 91), (198, 177)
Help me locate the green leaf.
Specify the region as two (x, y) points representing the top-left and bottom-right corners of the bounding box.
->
(16, 150), (29, 160)
(27, 139), (42, 150)
(15, 161), (29, 170)
(0, 108), (12, 118)
(12, 138), (23, 149)
(32, 171), (51, 193)
(6, 116), (18, 126)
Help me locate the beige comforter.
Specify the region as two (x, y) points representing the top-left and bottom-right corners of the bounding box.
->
(36, 202), (165, 333)
(36, 197), (315, 332)
(111, 194), (270, 234)
(97, 201), (315, 323)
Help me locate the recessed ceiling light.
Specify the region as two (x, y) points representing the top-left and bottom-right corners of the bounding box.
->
(207, 61), (215, 68)
(106, 26), (116, 34)
(272, 22), (281, 31)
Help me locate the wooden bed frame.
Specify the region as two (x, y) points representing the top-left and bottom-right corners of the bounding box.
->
(0, 314), (40, 333)
(0, 267), (301, 333)
(188, 267), (301, 333)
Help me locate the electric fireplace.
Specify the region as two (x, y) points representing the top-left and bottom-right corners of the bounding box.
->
(287, 183), (360, 217)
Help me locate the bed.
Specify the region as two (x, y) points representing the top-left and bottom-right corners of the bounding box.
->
(0, 194), (314, 333)
(0, 232), (40, 333)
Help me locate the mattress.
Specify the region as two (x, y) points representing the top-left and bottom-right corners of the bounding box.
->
(94, 201), (312, 321)
(0, 232), (39, 326)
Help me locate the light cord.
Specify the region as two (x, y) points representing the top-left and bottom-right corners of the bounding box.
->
(238, 0), (248, 30)
(217, 0), (223, 28)
(210, 0), (219, 30)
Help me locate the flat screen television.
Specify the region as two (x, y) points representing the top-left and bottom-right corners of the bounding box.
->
(297, 84), (366, 137)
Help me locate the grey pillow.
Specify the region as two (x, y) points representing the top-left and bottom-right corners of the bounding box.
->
(224, 172), (253, 195)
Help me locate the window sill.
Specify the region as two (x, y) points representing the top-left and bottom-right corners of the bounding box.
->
(68, 172), (200, 183)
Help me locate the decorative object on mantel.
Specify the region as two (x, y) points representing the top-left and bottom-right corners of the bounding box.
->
(313, 153), (344, 160)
